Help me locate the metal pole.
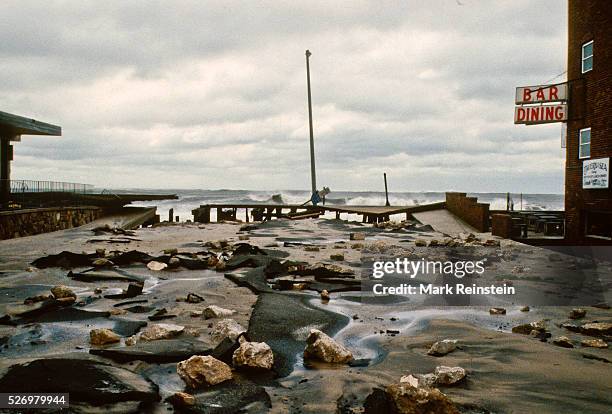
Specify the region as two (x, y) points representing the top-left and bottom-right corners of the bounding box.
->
(384, 173), (390, 206)
(305, 50), (317, 196)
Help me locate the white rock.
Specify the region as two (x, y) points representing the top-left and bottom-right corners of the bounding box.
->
(139, 323), (184, 341)
(211, 319), (245, 345)
(232, 337), (274, 370)
(147, 261), (168, 271)
(303, 329), (353, 363)
(203, 305), (235, 319)
(125, 335), (138, 346)
(399, 374), (419, 388)
(434, 366), (466, 385)
(177, 355), (233, 388)
(427, 339), (458, 356)
(581, 338), (608, 349)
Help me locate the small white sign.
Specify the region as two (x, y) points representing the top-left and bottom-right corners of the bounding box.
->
(583, 158), (609, 189)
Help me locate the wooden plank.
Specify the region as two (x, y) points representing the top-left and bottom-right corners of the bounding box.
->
(0, 110), (61, 136)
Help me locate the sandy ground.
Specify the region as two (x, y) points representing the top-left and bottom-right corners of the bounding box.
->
(0, 215), (611, 413)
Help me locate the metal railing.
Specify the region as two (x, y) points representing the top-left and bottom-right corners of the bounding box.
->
(1, 180), (94, 210)
(3, 179), (93, 194)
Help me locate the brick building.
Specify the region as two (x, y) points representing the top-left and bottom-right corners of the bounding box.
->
(565, 0), (612, 242)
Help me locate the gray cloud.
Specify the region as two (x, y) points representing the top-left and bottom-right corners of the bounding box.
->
(0, 0), (567, 192)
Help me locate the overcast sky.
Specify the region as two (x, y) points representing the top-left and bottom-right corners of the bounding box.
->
(1, 0), (567, 192)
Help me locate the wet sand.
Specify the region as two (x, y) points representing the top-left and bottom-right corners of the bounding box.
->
(0, 216), (611, 413)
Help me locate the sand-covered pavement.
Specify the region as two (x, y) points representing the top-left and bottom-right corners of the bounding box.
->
(0, 216), (610, 413)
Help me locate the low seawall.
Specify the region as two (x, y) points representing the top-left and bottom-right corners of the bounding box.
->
(0, 206), (101, 240)
(445, 192), (490, 232)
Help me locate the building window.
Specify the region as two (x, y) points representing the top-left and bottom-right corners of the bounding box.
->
(582, 40), (593, 73)
(579, 128), (591, 159)
(585, 211), (612, 240)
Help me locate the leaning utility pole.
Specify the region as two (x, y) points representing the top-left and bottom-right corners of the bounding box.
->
(305, 50), (317, 196)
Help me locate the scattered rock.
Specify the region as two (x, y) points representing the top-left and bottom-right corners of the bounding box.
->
(186, 293), (205, 304)
(552, 336), (574, 348)
(433, 366), (466, 386)
(90, 328), (121, 345)
(320, 290), (330, 301)
(415, 239), (427, 247)
(190, 310), (203, 317)
(163, 248), (179, 255)
(512, 320), (546, 335)
(167, 391), (196, 407)
(51, 285), (76, 301)
(109, 308), (127, 316)
(568, 308), (587, 319)
(168, 257), (181, 268)
(427, 339), (458, 356)
(177, 355), (233, 388)
(304, 246), (320, 252)
(330, 254), (345, 261)
(349, 233), (365, 241)
(580, 322), (612, 337)
(489, 307), (506, 315)
(581, 338), (608, 349)
(304, 329), (353, 363)
(238, 235), (250, 241)
(203, 305), (235, 319)
(592, 302), (610, 310)
(139, 323), (185, 341)
(232, 337), (274, 370)
(384, 381), (459, 414)
(147, 261), (168, 271)
(125, 335), (138, 346)
(520, 306), (530, 312)
(211, 319), (246, 345)
(92, 258), (115, 267)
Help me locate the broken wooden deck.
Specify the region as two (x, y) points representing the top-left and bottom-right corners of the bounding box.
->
(192, 201), (445, 223)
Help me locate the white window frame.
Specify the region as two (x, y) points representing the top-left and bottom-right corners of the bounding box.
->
(579, 127), (591, 159)
(581, 40), (593, 73)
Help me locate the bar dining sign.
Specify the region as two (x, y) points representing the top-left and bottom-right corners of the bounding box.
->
(583, 158), (609, 189)
(514, 83), (568, 125)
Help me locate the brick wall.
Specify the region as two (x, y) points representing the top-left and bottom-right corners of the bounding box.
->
(0, 206), (100, 240)
(566, 1), (612, 241)
(445, 192), (490, 232)
(491, 214), (514, 239)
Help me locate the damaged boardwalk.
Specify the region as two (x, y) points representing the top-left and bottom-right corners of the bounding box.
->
(192, 201), (446, 224)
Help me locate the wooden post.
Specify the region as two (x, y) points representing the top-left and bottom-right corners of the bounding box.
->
(168, 208), (173, 223)
(217, 207), (222, 222)
(175, 215), (179, 222)
(336, 211), (340, 219)
(0, 137), (13, 207)
(245, 208), (249, 222)
(384, 172), (390, 207)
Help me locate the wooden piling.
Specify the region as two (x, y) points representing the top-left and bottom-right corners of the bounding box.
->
(168, 208), (173, 223)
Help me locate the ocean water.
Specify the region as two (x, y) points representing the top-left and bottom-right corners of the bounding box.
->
(122, 189), (564, 223)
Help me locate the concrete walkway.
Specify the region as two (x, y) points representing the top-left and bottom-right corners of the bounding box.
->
(412, 209), (477, 235)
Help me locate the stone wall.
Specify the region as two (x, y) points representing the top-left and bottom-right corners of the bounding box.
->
(445, 192), (490, 232)
(0, 206), (100, 240)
